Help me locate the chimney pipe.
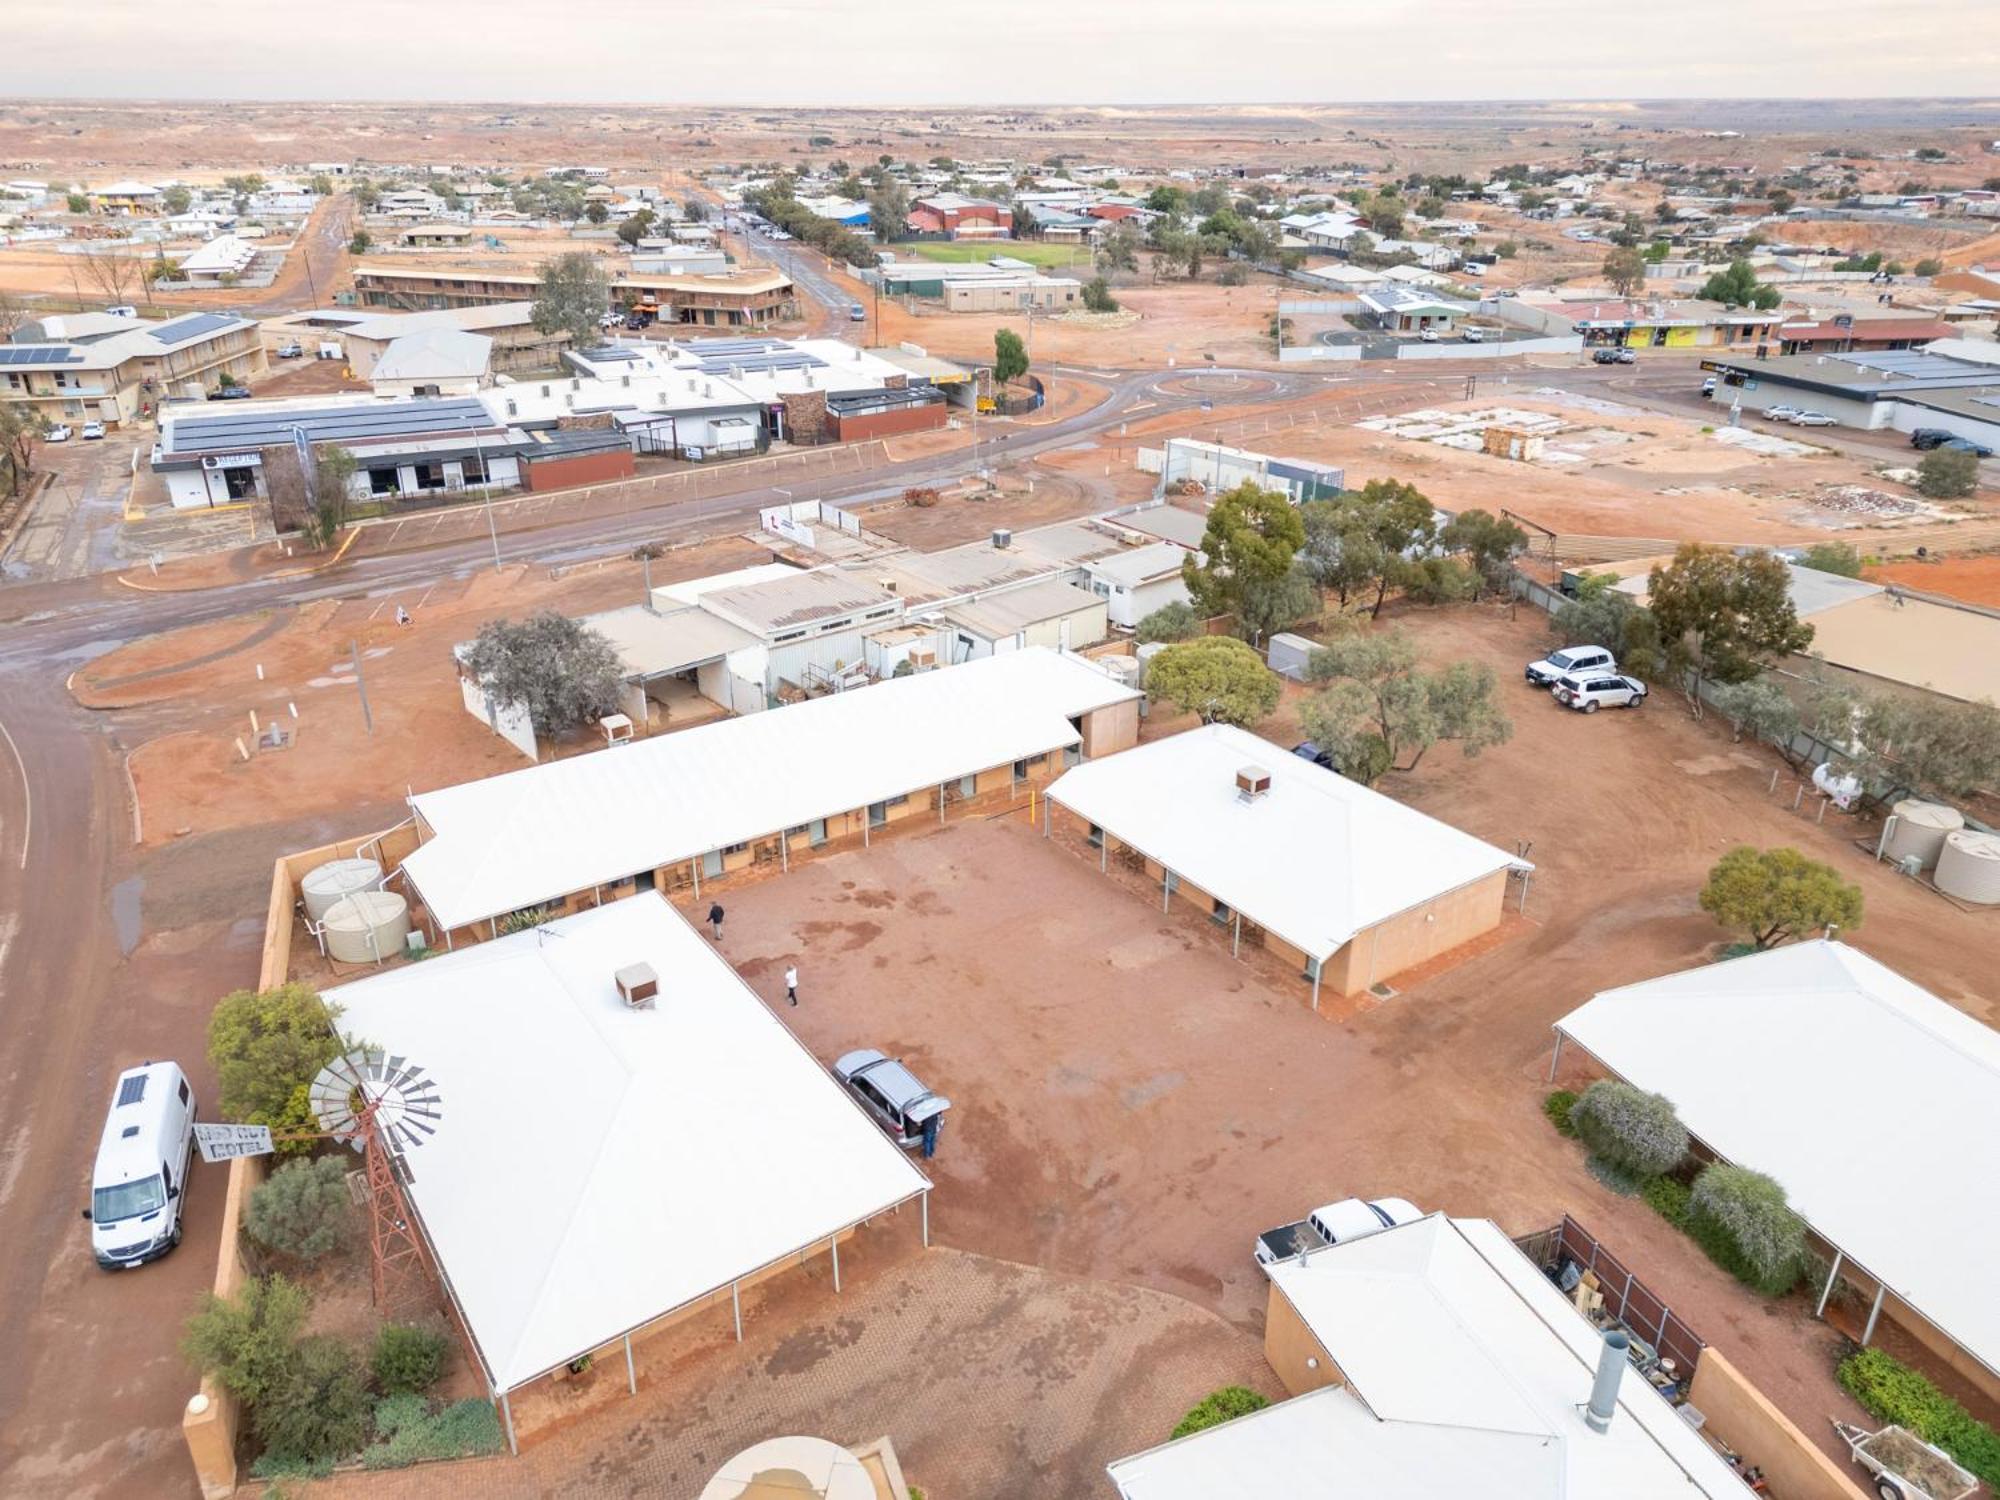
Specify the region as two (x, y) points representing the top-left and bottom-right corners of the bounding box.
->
(1585, 1330), (1628, 1433)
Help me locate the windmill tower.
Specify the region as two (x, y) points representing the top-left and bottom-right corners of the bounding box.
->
(309, 1048), (442, 1317)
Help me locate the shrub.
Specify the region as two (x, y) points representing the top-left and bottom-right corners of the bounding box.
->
(254, 1334), (372, 1464)
(1172, 1385), (1269, 1439)
(1135, 600), (1201, 643)
(1917, 447), (1978, 500)
(1568, 1080), (1688, 1178)
(372, 1324), (450, 1395)
(1839, 1347), (2000, 1489)
(361, 1395), (503, 1470)
(1686, 1164), (1808, 1295)
(1543, 1089), (1578, 1138)
(246, 1156), (354, 1261)
(1586, 1155), (1650, 1196)
(182, 1274), (310, 1405)
(1641, 1173), (1692, 1230)
(207, 983), (345, 1152)
(1081, 276), (1120, 313)
(1798, 541), (1863, 578)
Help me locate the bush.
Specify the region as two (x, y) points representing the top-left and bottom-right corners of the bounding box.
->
(1798, 541), (1863, 578)
(1641, 1173), (1692, 1230)
(1543, 1089), (1578, 1138)
(246, 1156), (354, 1261)
(1686, 1164), (1808, 1295)
(182, 1274), (310, 1405)
(361, 1395), (504, 1470)
(373, 1324), (450, 1395)
(1172, 1385), (1269, 1439)
(254, 1335), (372, 1464)
(1917, 446), (1979, 500)
(1568, 1080), (1688, 1178)
(1081, 276), (1120, 313)
(1839, 1347), (2000, 1489)
(207, 983), (345, 1152)
(1135, 600), (1201, 643)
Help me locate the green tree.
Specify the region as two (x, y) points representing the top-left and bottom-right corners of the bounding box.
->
(1695, 258), (1781, 310)
(1145, 185), (1189, 215)
(67, 192), (91, 214)
(1705, 676), (1801, 746)
(1348, 478), (1439, 618)
(1298, 499), (1387, 611)
(1302, 630), (1510, 782)
(1797, 541), (1863, 577)
(1181, 481), (1306, 638)
(992, 327), (1028, 386)
(1768, 188), (1796, 214)
(1647, 545), (1813, 702)
(1602, 245), (1647, 296)
(1096, 222), (1141, 274)
(1144, 637), (1282, 726)
(1437, 507), (1528, 597)
(0, 401), (50, 499)
(182, 1274), (310, 1405)
(1080, 276), (1119, 313)
(1856, 692), (2000, 800)
(1913, 257), (1944, 278)
(867, 179), (910, 242)
(207, 983), (345, 1149)
(532, 251), (611, 350)
(255, 1335), (372, 1464)
(160, 184), (193, 215)
(584, 200), (610, 225)
(348, 229), (373, 255)
(309, 173), (335, 197)
(614, 210), (653, 247)
(1916, 447), (1978, 500)
(1698, 845), (1863, 949)
(302, 444), (357, 551)
(1135, 600), (1201, 642)
(463, 612), (626, 739)
(245, 1156), (355, 1261)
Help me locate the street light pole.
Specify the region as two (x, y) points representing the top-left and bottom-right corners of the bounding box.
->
(467, 425), (499, 571)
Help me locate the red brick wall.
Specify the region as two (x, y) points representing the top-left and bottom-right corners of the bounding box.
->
(520, 447), (635, 492)
(826, 401), (946, 442)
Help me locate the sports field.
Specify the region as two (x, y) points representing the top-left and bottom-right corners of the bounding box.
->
(900, 240), (1090, 268)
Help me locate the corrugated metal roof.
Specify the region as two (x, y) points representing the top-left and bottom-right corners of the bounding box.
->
(162, 396), (495, 455)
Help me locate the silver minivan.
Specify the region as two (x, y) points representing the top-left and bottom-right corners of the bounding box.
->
(84, 1061), (197, 1269)
(833, 1049), (950, 1156)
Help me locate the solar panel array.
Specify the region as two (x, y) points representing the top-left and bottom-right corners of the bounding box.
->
(148, 312), (241, 347)
(692, 347), (826, 376)
(580, 345), (643, 362)
(166, 397), (495, 454)
(1839, 350), (1983, 380)
(0, 345), (85, 366)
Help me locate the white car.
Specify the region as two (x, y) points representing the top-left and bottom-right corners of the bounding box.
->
(1526, 643), (1616, 686)
(1255, 1197), (1424, 1266)
(81, 422), (106, 439)
(1418, 328), (1441, 343)
(1463, 328), (1485, 343)
(45, 423), (72, 442)
(1792, 411), (1837, 427)
(1552, 672), (1648, 712)
(1763, 405), (1803, 422)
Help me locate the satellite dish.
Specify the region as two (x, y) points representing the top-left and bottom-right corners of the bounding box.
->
(309, 1048), (442, 1156)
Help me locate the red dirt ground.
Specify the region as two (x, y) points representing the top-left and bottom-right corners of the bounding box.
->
(1868, 552), (2000, 607)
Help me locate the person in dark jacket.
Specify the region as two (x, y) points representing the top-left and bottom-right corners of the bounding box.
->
(707, 902), (725, 940)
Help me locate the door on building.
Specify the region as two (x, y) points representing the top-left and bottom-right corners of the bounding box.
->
(222, 464), (259, 500)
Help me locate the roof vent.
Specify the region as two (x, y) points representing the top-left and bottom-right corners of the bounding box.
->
(506, 398), (517, 417)
(880, 578), (898, 593)
(540, 384), (550, 398)
(1236, 765), (1272, 801)
(120, 1125), (140, 1138)
(615, 962), (658, 1010)
(991, 527), (1012, 549)
(1584, 1330), (1628, 1433)
(622, 374), (630, 387)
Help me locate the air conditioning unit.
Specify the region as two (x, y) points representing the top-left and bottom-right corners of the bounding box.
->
(1236, 765), (1271, 800)
(614, 962), (658, 1010)
(991, 527), (1012, 550)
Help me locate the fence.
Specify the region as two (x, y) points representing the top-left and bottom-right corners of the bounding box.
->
(1393, 334), (1584, 361)
(1514, 1215), (1707, 1378)
(1278, 343), (1363, 363)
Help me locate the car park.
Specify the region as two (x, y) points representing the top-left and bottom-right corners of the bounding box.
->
(1525, 643), (1615, 686)
(80, 422), (105, 439)
(1792, 411), (1836, 427)
(1253, 1196), (1422, 1266)
(832, 1049), (950, 1155)
(1552, 672), (1648, 712)
(84, 1061), (196, 1270)
(1762, 405), (1803, 422)
(45, 423), (72, 442)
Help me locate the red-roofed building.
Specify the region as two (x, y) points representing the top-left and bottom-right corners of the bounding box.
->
(909, 194), (1012, 240)
(1777, 316), (1952, 355)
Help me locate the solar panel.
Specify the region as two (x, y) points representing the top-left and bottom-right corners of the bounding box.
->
(580, 345), (642, 361)
(0, 345), (84, 366)
(148, 312), (239, 347)
(693, 350), (825, 375)
(166, 397), (495, 455)
(117, 1075), (148, 1106)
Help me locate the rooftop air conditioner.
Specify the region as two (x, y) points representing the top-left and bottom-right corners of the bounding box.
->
(1236, 765), (1272, 801)
(615, 962), (658, 1010)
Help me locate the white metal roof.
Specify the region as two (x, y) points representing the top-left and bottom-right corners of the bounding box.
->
(1556, 940), (2000, 1380)
(1138, 1216), (1743, 1498)
(942, 579), (1104, 640)
(324, 895), (928, 1393)
(650, 562), (798, 608)
(1047, 724), (1527, 962)
(578, 603), (759, 678)
(178, 234), (258, 275)
(370, 328), (492, 383)
(401, 648), (1142, 931)
(1085, 542), (1192, 589)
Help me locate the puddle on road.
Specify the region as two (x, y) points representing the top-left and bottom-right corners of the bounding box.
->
(110, 876), (143, 956)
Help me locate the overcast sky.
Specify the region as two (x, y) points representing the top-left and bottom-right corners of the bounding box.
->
(11, 0), (2000, 103)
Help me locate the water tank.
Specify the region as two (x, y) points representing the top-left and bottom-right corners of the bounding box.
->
(1100, 655), (1139, 687)
(1134, 640), (1168, 685)
(1936, 830), (2000, 906)
(1882, 800), (1963, 871)
(321, 890), (411, 964)
(301, 857), (383, 921)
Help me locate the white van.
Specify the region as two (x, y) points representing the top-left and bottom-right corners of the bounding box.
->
(84, 1061), (196, 1269)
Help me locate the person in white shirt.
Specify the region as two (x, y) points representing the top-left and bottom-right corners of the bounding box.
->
(784, 964), (798, 1007)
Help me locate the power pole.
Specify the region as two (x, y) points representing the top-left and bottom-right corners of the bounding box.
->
(350, 639), (373, 734)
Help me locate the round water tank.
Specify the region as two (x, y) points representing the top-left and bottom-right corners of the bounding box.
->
(1936, 830), (2000, 906)
(321, 890), (411, 964)
(1134, 640), (1168, 685)
(1882, 800), (1962, 871)
(302, 857), (383, 921)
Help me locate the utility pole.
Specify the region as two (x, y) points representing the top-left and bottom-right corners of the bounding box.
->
(350, 640), (374, 734)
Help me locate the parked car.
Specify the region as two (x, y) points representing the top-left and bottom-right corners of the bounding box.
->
(832, 1049), (950, 1154)
(80, 422), (105, 439)
(1291, 740), (1338, 772)
(1762, 405), (1804, 422)
(207, 385), (252, 401)
(275, 341), (304, 359)
(84, 1061), (196, 1270)
(1591, 348), (1635, 364)
(1417, 328), (1440, 343)
(1700, 377), (1717, 397)
(1462, 327), (1484, 343)
(1910, 428), (1957, 450)
(849, 303), (867, 322)
(1525, 643), (1616, 686)
(1254, 1197), (1422, 1267)
(44, 423), (72, 442)
(1941, 436), (1995, 458)
(1552, 672), (1648, 712)
(1792, 411), (1837, 427)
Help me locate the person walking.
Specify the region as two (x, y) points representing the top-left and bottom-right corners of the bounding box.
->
(784, 964), (798, 1007)
(707, 902), (725, 941)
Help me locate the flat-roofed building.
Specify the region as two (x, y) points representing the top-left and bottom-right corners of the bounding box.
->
(4, 310), (266, 429)
(352, 262), (796, 326)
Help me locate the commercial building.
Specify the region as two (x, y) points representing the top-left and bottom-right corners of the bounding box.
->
(3, 311), (266, 429)
(324, 894), (932, 1443)
(937, 577), (1108, 658)
(1110, 1214), (1746, 1498)
(1700, 342), (2000, 445)
(1082, 541), (1193, 629)
(1046, 724), (1529, 1003)
(1776, 313), (1953, 355)
(400, 646), (1144, 941)
(868, 260), (1080, 312)
(1145, 438), (1344, 503)
(365, 328), (492, 396)
(175, 234), (260, 283)
(909, 194), (1013, 238)
(1512, 296), (1785, 351)
(1554, 940), (2000, 1405)
(267, 302), (570, 378)
(352, 262), (797, 326)
(1360, 287), (1463, 333)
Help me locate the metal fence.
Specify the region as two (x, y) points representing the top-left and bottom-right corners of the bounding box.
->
(1515, 1215), (1707, 1378)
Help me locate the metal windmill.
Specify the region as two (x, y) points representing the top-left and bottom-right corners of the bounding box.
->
(308, 1048), (443, 1316)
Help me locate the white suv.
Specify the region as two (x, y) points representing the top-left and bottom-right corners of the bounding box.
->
(1526, 644), (1615, 686)
(1553, 672), (1648, 712)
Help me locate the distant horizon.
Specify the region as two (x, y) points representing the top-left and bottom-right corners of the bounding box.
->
(10, 0), (2000, 105)
(6, 94), (2000, 109)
